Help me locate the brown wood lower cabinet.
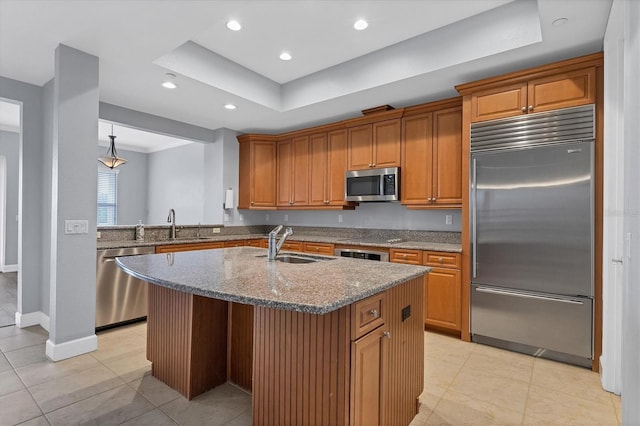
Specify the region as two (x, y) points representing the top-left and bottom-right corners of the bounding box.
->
(155, 241), (224, 253)
(391, 249), (462, 334)
(146, 276), (424, 426)
(423, 251), (462, 333)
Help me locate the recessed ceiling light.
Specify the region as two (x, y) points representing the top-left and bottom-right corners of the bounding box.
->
(161, 73), (177, 89)
(552, 18), (568, 26)
(224, 104), (237, 110)
(279, 52), (292, 61)
(354, 19), (368, 30)
(226, 20), (242, 31)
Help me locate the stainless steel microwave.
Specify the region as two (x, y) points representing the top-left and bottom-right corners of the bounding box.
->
(345, 167), (399, 202)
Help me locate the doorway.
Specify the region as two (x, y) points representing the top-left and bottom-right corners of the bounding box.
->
(0, 99), (21, 327)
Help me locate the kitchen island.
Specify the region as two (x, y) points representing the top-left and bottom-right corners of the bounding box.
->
(117, 246), (430, 426)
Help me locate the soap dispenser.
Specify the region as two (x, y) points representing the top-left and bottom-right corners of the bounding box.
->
(135, 220), (144, 241)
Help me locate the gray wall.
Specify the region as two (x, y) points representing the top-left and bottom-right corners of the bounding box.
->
(96, 147), (148, 225)
(41, 79), (53, 317)
(0, 130), (19, 266)
(0, 76), (43, 317)
(48, 45), (98, 346)
(239, 198), (462, 232)
(147, 143), (206, 225)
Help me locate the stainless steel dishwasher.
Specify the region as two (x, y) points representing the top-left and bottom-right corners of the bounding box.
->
(96, 246), (155, 330)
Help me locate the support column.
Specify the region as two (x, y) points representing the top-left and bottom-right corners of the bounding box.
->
(46, 44), (99, 361)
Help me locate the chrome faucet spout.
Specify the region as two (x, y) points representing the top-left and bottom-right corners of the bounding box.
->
(167, 208), (176, 239)
(267, 225), (294, 260)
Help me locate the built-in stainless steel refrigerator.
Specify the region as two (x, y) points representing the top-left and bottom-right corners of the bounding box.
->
(470, 105), (595, 367)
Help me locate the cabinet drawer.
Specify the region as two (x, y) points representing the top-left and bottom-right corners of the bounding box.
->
(423, 251), (461, 269)
(352, 292), (386, 340)
(390, 249), (423, 265)
(303, 242), (335, 255)
(247, 239), (267, 248)
(280, 241), (303, 252)
(224, 240), (247, 248)
(155, 242), (224, 253)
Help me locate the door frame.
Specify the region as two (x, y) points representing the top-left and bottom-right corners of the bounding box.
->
(0, 156), (6, 271)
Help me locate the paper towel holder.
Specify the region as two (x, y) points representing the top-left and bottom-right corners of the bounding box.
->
(223, 188), (234, 210)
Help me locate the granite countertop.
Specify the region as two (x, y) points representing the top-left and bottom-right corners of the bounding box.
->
(116, 246), (430, 315)
(98, 233), (461, 253)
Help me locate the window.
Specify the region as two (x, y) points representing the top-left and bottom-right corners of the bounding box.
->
(97, 168), (118, 226)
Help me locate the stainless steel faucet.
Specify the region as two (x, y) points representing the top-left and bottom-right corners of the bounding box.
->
(167, 208), (176, 239)
(267, 225), (294, 260)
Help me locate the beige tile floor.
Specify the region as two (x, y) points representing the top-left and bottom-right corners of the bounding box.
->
(0, 322), (621, 426)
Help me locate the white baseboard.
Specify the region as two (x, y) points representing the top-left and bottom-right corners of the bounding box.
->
(1, 264), (17, 273)
(46, 334), (97, 361)
(15, 311), (50, 332)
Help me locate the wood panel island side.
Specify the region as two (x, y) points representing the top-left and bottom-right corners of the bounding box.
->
(117, 247), (430, 426)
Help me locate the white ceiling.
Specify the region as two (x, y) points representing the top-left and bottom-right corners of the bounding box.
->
(0, 0), (612, 150)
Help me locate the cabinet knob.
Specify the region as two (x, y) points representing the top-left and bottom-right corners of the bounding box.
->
(251, 201), (254, 205)
(528, 105), (534, 112)
(402, 254), (407, 259)
(369, 309), (378, 317)
(521, 106), (527, 113)
(383, 331), (391, 339)
(372, 163), (376, 167)
(438, 257), (443, 263)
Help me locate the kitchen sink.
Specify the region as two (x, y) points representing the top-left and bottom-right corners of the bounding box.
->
(276, 255), (317, 264)
(255, 253), (335, 263)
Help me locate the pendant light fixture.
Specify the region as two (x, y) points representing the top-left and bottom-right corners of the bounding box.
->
(98, 124), (127, 169)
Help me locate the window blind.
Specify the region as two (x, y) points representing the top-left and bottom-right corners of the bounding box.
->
(97, 168), (118, 226)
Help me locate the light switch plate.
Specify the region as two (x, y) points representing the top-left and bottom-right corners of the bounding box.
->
(65, 220), (88, 234)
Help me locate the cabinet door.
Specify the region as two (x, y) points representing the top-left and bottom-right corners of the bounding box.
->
(351, 326), (388, 426)
(424, 267), (461, 331)
(309, 133), (328, 206)
(527, 67), (596, 114)
(348, 125), (373, 170)
(470, 82), (527, 122)
(251, 141), (277, 208)
(373, 119), (401, 168)
(432, 107), (462, 205)
(327, 129), (349, 205)
(291, 136), (310, 205)
(401, 113), (433, 205)
(276, 139), (293, 207)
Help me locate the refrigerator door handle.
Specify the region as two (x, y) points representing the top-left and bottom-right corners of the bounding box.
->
(474, 286), (585, 305)
(471, 157), (478, 278)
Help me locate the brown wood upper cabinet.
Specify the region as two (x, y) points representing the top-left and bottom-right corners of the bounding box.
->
(469, 67), (596, 122)
(309, 129), (351, 206)
(238, 136), (277, 209)
(277, 136), (309, 207)
(348, 119), (401, 170)
(401, 101), (462, 207)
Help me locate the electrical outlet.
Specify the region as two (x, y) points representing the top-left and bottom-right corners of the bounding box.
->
(338, 214), (343, 223)
(213, 228), (221, 234)
(239, 214), (244, 222)
(445, 214), (453, 225)
(96, 231), (101, 239)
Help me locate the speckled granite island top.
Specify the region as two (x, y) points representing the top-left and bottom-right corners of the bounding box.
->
(116, 246), (430, 315)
